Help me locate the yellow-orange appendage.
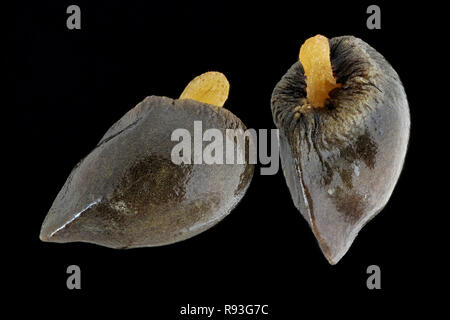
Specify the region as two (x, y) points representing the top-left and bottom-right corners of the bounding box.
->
(299, 35), (341, 108)
(179, 71), (229, 107)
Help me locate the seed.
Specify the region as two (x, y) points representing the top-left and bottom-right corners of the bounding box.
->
(40, 72), (254, 248)
(271, 35), (410, 264)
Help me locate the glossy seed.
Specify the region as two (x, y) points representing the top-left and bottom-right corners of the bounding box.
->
(40, 72), (254, 248)
(271, 35), (410, 264)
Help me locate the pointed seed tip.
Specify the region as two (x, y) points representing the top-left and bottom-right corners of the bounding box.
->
(39, 231), (50, 242)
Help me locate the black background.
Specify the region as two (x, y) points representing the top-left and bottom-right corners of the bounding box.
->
(6, 0), (443, 317)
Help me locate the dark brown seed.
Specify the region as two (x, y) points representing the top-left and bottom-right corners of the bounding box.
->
(271, 35), (410, 264)
(40, 95), (254, 248)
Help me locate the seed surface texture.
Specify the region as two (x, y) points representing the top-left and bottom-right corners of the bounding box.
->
(271, 35), (410, 264)
(40, 72), (254, 248)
